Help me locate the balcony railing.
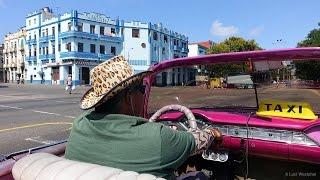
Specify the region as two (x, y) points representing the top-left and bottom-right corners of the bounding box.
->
(26, 56), (36, 61)
(26, 39), (37, 45)
(60, 51), (99, 60)
(59, 31), (122, 42)
(39, 54), (55, 60)
(39, 35), (55, 43)
(98, 34), (122, 42)
(181, 47), (188, 53)
(98, 53), (114, 60)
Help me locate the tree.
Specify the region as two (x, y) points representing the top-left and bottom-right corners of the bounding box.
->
(295, 26), (320, 81)
(205, 37), (262, 77)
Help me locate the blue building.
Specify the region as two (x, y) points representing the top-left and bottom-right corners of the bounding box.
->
(24, 7), (189, 85)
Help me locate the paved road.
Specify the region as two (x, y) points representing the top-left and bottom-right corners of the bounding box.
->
(0, 83), (90, 156)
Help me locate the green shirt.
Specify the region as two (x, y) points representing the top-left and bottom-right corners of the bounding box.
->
(65, 112), (195, 179)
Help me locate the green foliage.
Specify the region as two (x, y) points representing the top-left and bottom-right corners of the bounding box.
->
(205, 37), (262, 77)
(294, 61), (320, 81)
(297, 29), (320, 47)
(295, 26), (320, 81)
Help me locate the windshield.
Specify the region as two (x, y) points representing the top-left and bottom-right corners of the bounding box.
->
(148, 65), (320, 115)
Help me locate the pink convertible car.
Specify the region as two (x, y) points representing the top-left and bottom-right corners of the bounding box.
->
(1, 48), (320, 179)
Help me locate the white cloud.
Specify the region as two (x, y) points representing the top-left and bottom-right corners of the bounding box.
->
(210, 20), (239, 37)
(0, 0), (6, 8)
(249, 26), (264, 36)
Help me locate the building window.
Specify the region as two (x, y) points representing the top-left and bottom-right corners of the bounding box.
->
(52, 27), (55, 35)
(58, 24), (61, 33)
(29, 49), (31, 57)
(100, 45), (105, 54)
(66, 43), (71, 52)
(111, 46), (116, 55)
(58, 44), (61, 52)
(162, 47), (165, 54)
(42, 47), (45, 55)
(33, 18), (36, 25)
(100, 26), (104, 35)
(34, 33), (36, 39)
(164, 35), (168, 43)
(174, 39), (177, 46)
(111, 28), (115, 34)
(46, 46), (48, 54)
(45, 28), (48, 36)
(68, 22), (72, 31)
(52, 45), (55, 54)
(153, 32), (158, 40)
(77, 23), (83, 32)
(28, 20), (31, 26)
(90, 25), (95, 34)
(78, 43), (83, 52)
(141, 43), (146, 48)
(132, 29), (139, 38)
(90, 44), (96, 53)
(33, 48), (36, 56)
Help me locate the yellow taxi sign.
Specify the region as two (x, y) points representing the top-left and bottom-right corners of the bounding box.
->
(256, 100), (318, 120)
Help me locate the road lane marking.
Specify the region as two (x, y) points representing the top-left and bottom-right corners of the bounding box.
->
(32, 110), (61, 116)
(65, 115), (76, 119)
(0, 105), (23, 109)
(0, 122), (72, 133)
(25, 136), (57, 145)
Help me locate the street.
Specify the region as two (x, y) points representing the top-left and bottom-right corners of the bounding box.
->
(0, 83), (90, 156)
(0, 83), (319, 158)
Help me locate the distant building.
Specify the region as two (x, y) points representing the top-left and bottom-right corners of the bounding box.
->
(24, 7), (189, 85)
(188, 40), (213, 57)
(0, 44), (4, 82)
(3, 28), (26, 83)
(188, 40), (213, 75)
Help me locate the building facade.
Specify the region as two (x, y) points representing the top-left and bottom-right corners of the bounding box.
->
(0, 44), (3, 82)
(3, 28), (26, 83)
(188, 40), (213, 75)
(24, 7), (189, 85)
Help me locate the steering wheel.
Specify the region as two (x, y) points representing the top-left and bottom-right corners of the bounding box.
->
(149, 104), (197, 131)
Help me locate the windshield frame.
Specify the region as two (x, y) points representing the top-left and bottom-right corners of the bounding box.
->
(142, 48), (320, 118)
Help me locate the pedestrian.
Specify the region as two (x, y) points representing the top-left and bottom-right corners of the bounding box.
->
(65, 55), (222, 179)
(66, 74), (72, 94)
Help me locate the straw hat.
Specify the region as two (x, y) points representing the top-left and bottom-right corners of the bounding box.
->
(80, 55), (150, 110)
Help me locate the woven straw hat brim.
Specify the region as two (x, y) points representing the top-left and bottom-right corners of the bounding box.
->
(80, 71), (150, 110)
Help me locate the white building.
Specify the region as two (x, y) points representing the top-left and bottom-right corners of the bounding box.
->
(188, 40), (213, 75)
(24, 7), (189, 85)
(3, 28), (26, 83)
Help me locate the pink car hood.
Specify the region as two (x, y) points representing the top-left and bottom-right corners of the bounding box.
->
(158, 109), (320, 131)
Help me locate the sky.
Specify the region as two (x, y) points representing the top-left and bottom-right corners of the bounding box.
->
(0, 0), (319, 49)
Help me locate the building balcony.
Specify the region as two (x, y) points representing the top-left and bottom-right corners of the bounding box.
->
(26, 39), (37, 45)
(10, 62), (17, 68)
(173, 45), (181, 51)
(181, 47), (188, 53)
(26, 56), (36, 61)
(39, 35), (55, 43)
(60, 31), (98, 40)
(59, 31), (122, 42)
(98, 53), (114, 60)
(39, 54), (55, 60)
(98, 34), (122, 43)
(60, 51), (99, 60)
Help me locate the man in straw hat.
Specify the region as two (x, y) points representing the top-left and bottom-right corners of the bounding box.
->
(65, 56), (222, 179)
